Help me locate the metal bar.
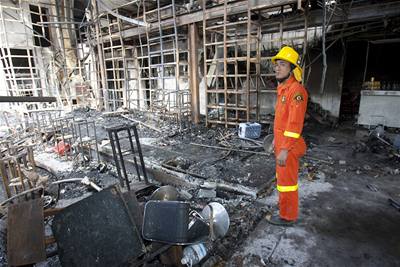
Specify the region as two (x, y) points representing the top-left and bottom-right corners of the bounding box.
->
(114, 131), (131, 190)
(144, 3), (153, 111)
(21, 9), (38, 96)
(126, 128), (142, 182)
(93, 122), (100, 163)
(0, 96), (57, 103)
(320, 0), (327, 93)
(157, 0), (165, 115)
(132, 125), (149, 184)
(223, 0), (228, 128)
(246, 7), (251, 122)
(54, 0), (72, 109)
(0, 5), (18, 96)
(362, 41), (370, 83)
(92, 0), (108, 111)
(107, 13), (117, 111)
(77, 123), (84, 158)
(107, 130), (125, 188)
(37, 21), (88, 25)
(256, 13), (261, 121)
(172, 0), (182, 128)
(234, 30), (239, 122)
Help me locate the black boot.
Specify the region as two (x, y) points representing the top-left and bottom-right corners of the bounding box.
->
(266, 214), (295, 226)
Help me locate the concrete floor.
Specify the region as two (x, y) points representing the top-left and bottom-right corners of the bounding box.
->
(1, 111), (400, 266)
(228, 173), (400, 266)
(227, 124), (400, 267)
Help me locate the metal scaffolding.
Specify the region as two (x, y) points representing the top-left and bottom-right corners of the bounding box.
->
(203, 0), (260, 127)
(86, 0), (191, 126)
(137, 0), (191, 126)
(203, 1), (307, 127)
(0, 0), (99, 111)
(97, 10), (139, 111)
(0, 2), (47, 102)
(0, 0), (307, 128)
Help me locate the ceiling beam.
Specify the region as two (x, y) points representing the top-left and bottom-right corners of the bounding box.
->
(104, 0), (400, 41)
(261, 1), (400, 34)
(106, 0), (298, 40)
(0, 96), (57, 103)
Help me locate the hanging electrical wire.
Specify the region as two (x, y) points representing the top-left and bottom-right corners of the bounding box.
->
(320, 0), (327, 93)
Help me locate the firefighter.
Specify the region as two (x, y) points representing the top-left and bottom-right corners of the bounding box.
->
(266, 46), (308, 226)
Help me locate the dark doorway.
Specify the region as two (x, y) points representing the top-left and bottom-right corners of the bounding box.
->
(339, 40), (400, 121)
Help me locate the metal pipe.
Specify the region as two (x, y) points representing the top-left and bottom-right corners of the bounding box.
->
(126, 128), (142, 182)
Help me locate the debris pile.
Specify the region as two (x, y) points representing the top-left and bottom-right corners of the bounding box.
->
(0, 111), (276, 266)
(2, 107), (399, 266)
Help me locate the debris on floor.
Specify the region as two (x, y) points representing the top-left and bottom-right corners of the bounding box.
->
(0, 109), (399, 266)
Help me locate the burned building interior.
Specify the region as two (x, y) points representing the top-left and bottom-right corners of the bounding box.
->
(0, 0), (400, 266)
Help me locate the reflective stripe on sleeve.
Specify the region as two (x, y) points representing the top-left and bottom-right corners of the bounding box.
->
(283, 131), (300, 138)
(277, 184), (298, 192)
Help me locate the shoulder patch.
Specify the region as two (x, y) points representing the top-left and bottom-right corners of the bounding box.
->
(294, 93), (304, 102)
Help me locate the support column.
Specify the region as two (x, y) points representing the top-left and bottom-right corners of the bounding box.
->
(91, 0), (108, 111)
(189, 23), (200, 124)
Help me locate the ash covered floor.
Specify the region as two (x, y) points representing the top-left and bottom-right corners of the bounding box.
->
(229, 171), (400, 266)
(228, 123), (400, 267)
(0, 110), (399, 266)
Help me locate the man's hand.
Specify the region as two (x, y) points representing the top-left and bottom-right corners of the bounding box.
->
(277, 149), (288, 166)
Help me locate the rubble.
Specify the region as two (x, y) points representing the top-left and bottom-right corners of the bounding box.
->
(198, 189), (217, 199)
(179, 189), (194, 200)
(0, 0), (400, 265)
(0, 110), (271, 265)
(0, 107), (400, 266)
(315, 171), (326, 181)
(383, 167), (400, 175)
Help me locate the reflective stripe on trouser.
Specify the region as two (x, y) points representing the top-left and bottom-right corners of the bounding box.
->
(277, 183), (298, 192)
(283, 131), (300, 139)
(276, 150), (300, 221)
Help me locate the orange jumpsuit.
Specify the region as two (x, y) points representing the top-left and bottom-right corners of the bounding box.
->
(273, 75), (308, 221)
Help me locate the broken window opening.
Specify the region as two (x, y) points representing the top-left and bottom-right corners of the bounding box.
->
(29, 5), (51, 47)
(0, 48), (42, 97)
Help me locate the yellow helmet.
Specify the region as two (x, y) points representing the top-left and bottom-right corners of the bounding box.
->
(271, 46), (303, 82)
